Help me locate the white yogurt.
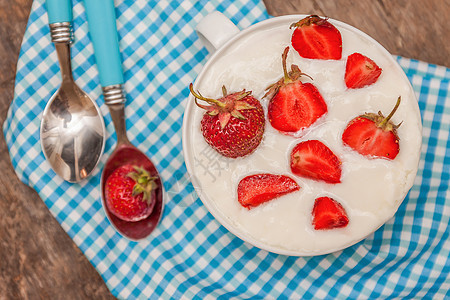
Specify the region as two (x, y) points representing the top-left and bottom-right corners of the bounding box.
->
(186, 17), (422, 255)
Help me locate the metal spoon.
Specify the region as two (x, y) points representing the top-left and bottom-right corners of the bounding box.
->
(41, 0), (105, 182)
(84, 0), (164, 240)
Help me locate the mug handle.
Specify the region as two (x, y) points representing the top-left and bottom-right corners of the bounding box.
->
(196, 12), (240, 53)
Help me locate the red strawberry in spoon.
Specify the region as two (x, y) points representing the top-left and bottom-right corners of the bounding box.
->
(342, 96), (402, 159)
(265, 47), (327, 133)
(312, 197), (349, 230)
(189, 84), (265, 158)
(345, 52), (382, 89)
(290, 15), (342, 60)
(290, 140), (342, 184)
(238, 173), (300, 209)
(105, 165), (157, 222)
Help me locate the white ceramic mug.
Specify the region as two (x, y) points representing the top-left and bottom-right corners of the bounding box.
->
(182, 12), (421, 256)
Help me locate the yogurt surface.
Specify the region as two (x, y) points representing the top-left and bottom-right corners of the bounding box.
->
(184, 16), (422, 255)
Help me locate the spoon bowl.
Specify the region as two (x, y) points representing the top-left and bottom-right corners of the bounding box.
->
(101, 143), (164, 241)
(41, 70), (105, 182)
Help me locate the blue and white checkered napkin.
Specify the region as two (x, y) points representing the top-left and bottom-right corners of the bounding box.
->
(4, 0), (450, 297)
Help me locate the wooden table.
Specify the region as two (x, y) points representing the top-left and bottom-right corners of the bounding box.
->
(0, 0), (448, 298)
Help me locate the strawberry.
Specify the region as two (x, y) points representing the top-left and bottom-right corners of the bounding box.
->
(312, 197), (349, 230)
(290, 140), (342, 184)
(265, 47), (327, 133)
(345, 52), (382, 89)
(342, 96), (402, 159)
(105, 165), (157, 222)
(237, 173), (300, 209)
(290, 15), (342, 60)
(189, 84), (265, 158)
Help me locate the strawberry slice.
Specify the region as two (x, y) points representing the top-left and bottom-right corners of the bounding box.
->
(290, 140), (342, 184)
(312, 197), (349, 230)
(345, 52), (382, 89)
(268, 80), (327, 132)
(290, 15), (342, 60)
(342, 96), (402, 159)
(266, 47), (327, 133)
(237, 173), (300, 209)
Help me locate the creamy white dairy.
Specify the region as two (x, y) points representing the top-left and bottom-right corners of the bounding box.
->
(185, 17), (422, 255)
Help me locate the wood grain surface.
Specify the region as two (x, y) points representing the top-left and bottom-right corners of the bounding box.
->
(0, 0), (448, 298)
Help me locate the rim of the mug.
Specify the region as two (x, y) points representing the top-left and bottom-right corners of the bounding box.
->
(182, 14), (421, 257)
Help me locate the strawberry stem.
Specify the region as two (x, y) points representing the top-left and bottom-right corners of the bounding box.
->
(282, 47), (291, 84)
(127, 166), (157, 204)
(290, 15), (326, 29)
(281, 47), (313, 83)
(379, 96), (401, 128)
(189, 83), (226, 108)
(263, 47), (314, 99)
(222, 86), (228, 97)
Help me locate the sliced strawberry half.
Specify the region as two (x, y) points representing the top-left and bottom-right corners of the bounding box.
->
(290, 140), (342, 184)
(266, 47), (327, 133)
(342, 96), (401, 159)
(312, 197), (349, 230)
(268, 80), (327, 132)
(290, 15), (342, 60)
(345, 52), (382, 89)
(237, 173), (300, 209)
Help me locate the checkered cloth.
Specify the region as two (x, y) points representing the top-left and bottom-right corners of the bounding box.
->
(4, 0), (450, 298)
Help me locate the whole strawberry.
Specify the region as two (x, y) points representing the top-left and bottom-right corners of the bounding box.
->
(290, 15), (342, 60)
(265, 47), (327, 133)
(105, 165), (157, 222)
(342, 96), (402, 159)
(189, 84), (265, 158)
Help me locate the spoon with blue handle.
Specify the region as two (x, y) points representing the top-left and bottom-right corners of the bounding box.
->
(41, 0), (106, 182)
(83, 0), (164, 240)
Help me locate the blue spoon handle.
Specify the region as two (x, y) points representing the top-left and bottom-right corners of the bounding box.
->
(46, 0), (73, 24)
(83, 0), (124, 87)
